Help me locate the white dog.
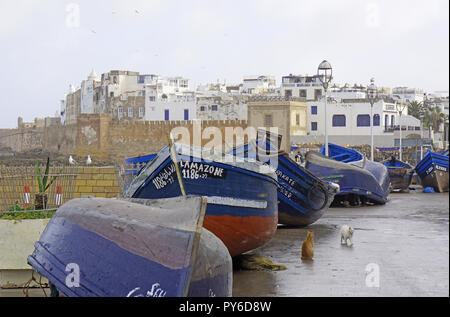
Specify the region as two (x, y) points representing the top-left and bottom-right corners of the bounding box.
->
(340, 225), (354, 247)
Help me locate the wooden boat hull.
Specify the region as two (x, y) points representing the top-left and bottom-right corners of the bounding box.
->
(386, 167), (414, 191)
(306, 150), (390, 205)
(415, 151), (449, 193)
(383, 158), (414, 191)
(27, 196), (232, 297)
(231, 136), (338, 227)
(124, 144), (279, 256)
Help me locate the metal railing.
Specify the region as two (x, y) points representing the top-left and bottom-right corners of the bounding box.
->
(0, 165), (78, 214)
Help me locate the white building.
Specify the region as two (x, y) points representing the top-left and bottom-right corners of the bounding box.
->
(196, 92), (247, 121)
(280, 74), (324, 101)
(328, 84), (367, 102)
(80, 70), (100, 114)
(242, 75), (276, 94)
(144, 76), (195, 121)
(392, 87), (425, 104)
(307, 99), (420, 136)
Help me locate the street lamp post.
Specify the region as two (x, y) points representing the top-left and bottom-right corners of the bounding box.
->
(420, 93), (426, 160)
(317, 60), (333, 156)
(396, 102), (407, 161)
(367, 78), (377, 161)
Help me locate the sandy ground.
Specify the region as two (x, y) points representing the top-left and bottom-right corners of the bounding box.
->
(1, 186), (448, 297)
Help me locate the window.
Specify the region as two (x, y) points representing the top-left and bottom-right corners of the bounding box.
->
(332, 115), (346, 127)
(110, 92), (114, 97)
(138, 107), (144, 118)
(118, 106), (123, 119)
(128, 108), (133, 118)
(314, 89), (322, 101)
(211, 105), (218, 111)
(385, 114), (389, 128)
(184, 109), (189, 120)
(311, 106), (317, 115)
(391, 115), (395, 127)
(200, 106), (205, 111)
(285, 90), (292, 98)
(373, 114), (380, 126)
(164, 109), (169, 121)
(357, 114), (371, 127)
(311, 122), (318, 131)
(149, 96), (156, 102)
(300, 89), (307, 98)
(296, 114), (300, 126)
(264, 114), (273, 127)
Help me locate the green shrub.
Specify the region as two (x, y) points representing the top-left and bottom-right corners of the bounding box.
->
(0, 210), (56, 220)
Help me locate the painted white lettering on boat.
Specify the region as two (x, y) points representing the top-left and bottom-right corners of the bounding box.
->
(180, 161), (226, 180)
(277, 183), (293, 199)
(126, 283), (167, 297)
(275, 169), (296, 187)
(152, 164), (176, 190)
(153, 161), (227, 189)
(436, 165), (447, 172)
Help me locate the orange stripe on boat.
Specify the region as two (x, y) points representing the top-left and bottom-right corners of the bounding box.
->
(203, 214), (278, 256)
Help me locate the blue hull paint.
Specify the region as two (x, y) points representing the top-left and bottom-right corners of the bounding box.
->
(307, 143), (390, 205)
(415, 150), (449, 192)
(27, 196), (233, 297)
(231, 138), (338, 226)
(124, 144), (279, 255)
(131, 156), (277, 218)
(28, 217), (189, 297)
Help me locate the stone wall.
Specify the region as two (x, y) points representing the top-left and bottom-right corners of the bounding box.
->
(0, 115), (248, 163)
(73, 166), (120, 198)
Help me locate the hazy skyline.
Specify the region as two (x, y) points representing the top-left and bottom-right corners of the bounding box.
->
(0, 0), (448, 128)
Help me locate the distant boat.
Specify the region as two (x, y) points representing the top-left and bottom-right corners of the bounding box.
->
(123, 154), (157, 192)
(28, 196), (232, 297)
(305, 143), (390, 206)
(231, 131), (339, 226)
(123, 143), (279, 256)
(415, 150), (449, 193)
(383, 157), (414, 192)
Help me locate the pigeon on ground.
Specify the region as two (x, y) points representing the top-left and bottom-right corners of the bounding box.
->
(86, 155), (92, 165)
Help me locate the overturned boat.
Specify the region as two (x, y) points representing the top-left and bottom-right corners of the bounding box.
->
(415, 150), (449, 193)
(123, 143), (279, 256)
(27, 196), (232, 297)
(383, 157), (414, 192)
(305, 143), (390, 206)
(231, 131), (339, 226)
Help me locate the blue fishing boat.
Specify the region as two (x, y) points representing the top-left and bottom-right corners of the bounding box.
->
(123, 143), (279, 256)
(28, 196), (232, 297)
(383, 157), (414, 192)
(230, 131), (339, 226)
(123, 154), (157, 192)
(305, 143), (390, 206)
(415, 150), (449, 193)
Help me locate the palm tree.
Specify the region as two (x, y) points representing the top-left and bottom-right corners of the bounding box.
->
(407, 101), (423, 120)
(424, 105), (446, 133)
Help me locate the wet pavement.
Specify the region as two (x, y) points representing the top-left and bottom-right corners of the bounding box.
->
(1, 186), (448, 297)
(233, 186), (449, 297)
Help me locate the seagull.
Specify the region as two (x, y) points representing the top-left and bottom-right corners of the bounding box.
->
(86, 155), (92, 165)
(69, 156), (77, 165)
(135, 9), (140, 14)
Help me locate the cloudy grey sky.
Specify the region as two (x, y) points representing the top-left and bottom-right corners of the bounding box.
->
(0, 0), (448, 128)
